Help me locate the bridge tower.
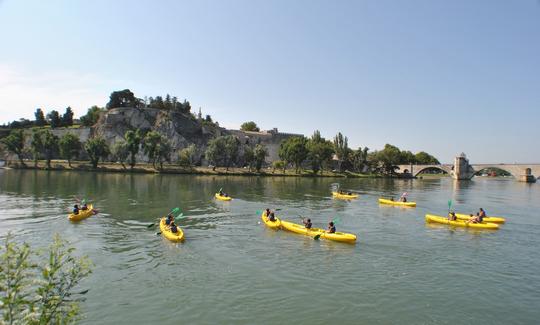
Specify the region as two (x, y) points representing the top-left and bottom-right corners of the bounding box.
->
(453, 153), (475, 180)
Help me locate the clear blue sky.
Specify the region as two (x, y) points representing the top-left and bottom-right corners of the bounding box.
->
(1, 0), (539, 163)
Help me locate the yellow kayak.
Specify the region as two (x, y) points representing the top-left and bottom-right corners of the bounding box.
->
(280, 220), (357, 244)
(261, 211), (281, 230)
(215, 193), (232, 201)
(68, 204), (94, 221)
(425, 214), (499, 230)
(159, 218), (185, 242)
(332, 192), (358, 200)
(455, 213), (505, 224)
(378, 198), (416, 207)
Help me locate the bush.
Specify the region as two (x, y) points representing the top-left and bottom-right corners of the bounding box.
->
(0, 233), (92, 324)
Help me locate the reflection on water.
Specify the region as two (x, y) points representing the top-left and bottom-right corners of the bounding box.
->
(0, 169), (539, 324)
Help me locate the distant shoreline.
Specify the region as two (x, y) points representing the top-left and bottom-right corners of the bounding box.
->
(2, 160), (383, 178)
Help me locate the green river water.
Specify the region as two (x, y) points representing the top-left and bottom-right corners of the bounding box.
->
(0, 169), (539, 324)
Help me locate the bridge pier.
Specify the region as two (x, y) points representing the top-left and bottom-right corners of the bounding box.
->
(519, 168), (536, 183)
(452, 154), (475, 180)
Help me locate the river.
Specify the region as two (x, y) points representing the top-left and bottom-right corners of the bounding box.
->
(0, 169), (539, 324)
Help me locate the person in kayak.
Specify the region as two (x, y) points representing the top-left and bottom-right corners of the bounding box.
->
(303, 218), (312, 229)
(448, 212), (457, 221)
(219, 189), (228, 197)
(268, 212), (277, 222)
(169, 221), (179, 233)
(478, 208), (486, 220)
(327, 221), (336, 233)
(72, 205), (80, 215)
(467, 213), (480, 223)
(81, 203), (88, 210)
(165, 214), (174, 226)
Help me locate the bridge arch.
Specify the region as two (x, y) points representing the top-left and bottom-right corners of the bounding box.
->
(412, 165), (453, 177)
(471, 165), (519, 178)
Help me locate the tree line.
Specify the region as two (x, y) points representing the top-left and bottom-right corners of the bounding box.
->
(1, 126), (440, 175)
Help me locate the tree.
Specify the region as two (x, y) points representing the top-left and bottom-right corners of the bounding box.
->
(333, 132), (349, 172)
(47, 110), (61, 128)
(224, 135), (240, 171)
(279, 136), (308, 173)
(1, 129), (26, 166)
(243, 146), (255, 171)
(370, 144), (402, 175)
(80, 106), (105, 127)
(240, 121), (260, 132)
(415, 151), (440, 164)
(142, 131), (170, 169)
(400, 150), (416, 164)
(111, 141), (129, 169)
(34, 108), (46, 126)
(84, 137), (110, 168)
(62, 107), (74, 126)
(30, 129), (45, 167)
(178, 144), (196, 168)
(106, 89), (138, 109)
(205, 136), (226, 171)
(307, 130), (334, 174)
(181, 99), (191, 114)
(125, 129), (142, 169)
(350, 146), (369, 173)
(59, 133), (81, 167)
(0, 233), (92, 324)
(41, 130), (59, 168)
(253, 144), (268, 172)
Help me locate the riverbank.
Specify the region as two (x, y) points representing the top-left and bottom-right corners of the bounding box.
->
(2, 159), (381, 178)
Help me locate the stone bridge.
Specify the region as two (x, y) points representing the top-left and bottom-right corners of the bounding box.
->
(397, 155), (540, 183)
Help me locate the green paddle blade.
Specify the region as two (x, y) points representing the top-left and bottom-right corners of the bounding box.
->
(448, 200), (452, 209)
(256, 210), (262, 215)
(314, 234), (322, 240)
(332, 217), (342, 225)
(174, 213), (184, 221)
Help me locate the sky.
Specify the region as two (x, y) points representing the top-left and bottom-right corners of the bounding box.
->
(0, 0), (539, 163)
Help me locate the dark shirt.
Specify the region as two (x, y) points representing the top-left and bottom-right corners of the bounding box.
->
(73, 208), (79, 215)
(305, 222), (312, 229)
(329, 226), (336, 233)
(166, 218), (172, 225)
(170, 224), (178, 233)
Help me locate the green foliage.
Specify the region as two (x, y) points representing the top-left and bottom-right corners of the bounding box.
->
(333, 132), (349, 172)
(31, 129), (45, 167)
(279, 136), (308, 173)
(240, 121), (260, 132)
(142, 131), (171, 170)
(47, 110), (61, 129)
(34, 108), (46, 126)
(369, 144), (402, 175)
(42, 130), (59, 168)
(272, 160), (286, 173)
(62, 107), (74, 127)
(178, 144), (196, 167)
(307, 130), (334, 174)
(243, 146), (255, 171)
(349, 147), (369, 173)
(111, 141), (129, 169)
(80, 106), (105, 127)
(1, 129), (26, 166)
(125, 129), (142, 169)
(84, 137), (110, 168)
(106, 89), (139, 109)
(59, 133), (81, 167)
(415, 151), (440, 164)
(146, 95), (191, 113)
(0, 233), (92, 325)
(253, 144), (268, 172)
(205, 135), (239, 170)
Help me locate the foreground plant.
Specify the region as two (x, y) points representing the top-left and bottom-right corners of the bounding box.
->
(0, 234), (92, 324)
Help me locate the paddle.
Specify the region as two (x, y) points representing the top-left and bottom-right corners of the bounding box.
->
(148, 207), (181, 228)
(314, 217), (341, 240)
(256, 208), (282, 215)
(447, 200), (452, 215)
